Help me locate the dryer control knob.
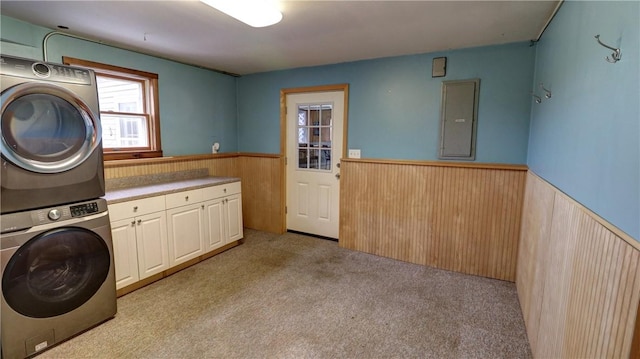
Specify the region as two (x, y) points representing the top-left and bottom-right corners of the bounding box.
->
(48, 209), (62, 221)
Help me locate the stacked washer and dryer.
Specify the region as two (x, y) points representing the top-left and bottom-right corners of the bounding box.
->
(0, 55), (116, 358)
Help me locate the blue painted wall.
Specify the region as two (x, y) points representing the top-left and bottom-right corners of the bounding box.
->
(237, 43), (535, 164)
(528, 1), (639, 240)
(0, 16), (238, 156)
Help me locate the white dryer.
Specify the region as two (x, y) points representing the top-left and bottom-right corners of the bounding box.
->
(1, 55), (104, 214)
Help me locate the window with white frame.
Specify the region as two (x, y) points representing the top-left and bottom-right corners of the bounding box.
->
(297, 103), (333, 171)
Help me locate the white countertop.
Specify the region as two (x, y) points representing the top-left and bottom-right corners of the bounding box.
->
(104, 177), (240, 204)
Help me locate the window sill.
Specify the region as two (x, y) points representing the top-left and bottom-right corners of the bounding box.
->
(104, 150), (163, 161)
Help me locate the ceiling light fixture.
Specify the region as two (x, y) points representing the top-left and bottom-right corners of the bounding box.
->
(200, 0), (283, 28)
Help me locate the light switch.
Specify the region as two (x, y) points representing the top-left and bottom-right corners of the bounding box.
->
(348, 149), (361, 159)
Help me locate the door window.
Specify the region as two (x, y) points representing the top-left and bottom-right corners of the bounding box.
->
(0, 82), (100, 173)
(1, 93), (87, 162)
(2, 227), (111, 318)
(297, 103), (332, 171)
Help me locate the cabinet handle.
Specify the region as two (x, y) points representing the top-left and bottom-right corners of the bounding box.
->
(131, 221), (135, 226)
(137, 219), (142, 225)
(185, 196), (189, 201)
(201, 204), (205, 209)
(133, 206), (138, 212)
(224, 188), (227, 193)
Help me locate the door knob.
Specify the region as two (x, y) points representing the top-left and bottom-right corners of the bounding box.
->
(335, 173), (340, 179)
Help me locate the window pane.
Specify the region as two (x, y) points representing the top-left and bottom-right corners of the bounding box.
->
(298, 149), (308, 169)
(321, 106), (332, 126)
(96, 76), (143, 113)
(320, 149), (331, 170)
(311, 127), (320, 148)
(298, 108), (309, 126)
(320, 106), (332, 151)
(101, 114), (148, 148)
(309, 149), (320, 169)
(298, 128), (309, 145)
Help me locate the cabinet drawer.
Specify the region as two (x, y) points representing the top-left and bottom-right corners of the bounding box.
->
(109, 196), (166, 222)
(165, 188), (204, 209)
(202, 181), (241, 200)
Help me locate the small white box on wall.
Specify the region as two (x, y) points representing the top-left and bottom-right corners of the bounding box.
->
(432, 57), (447, 78)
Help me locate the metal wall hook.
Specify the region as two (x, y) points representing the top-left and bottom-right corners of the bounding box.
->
(531, 92), (542, 104)
(594, 35), (621, 63)
(539, 83), (552, 99)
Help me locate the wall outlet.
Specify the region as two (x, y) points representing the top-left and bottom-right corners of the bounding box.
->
(348, 149), (361, 159)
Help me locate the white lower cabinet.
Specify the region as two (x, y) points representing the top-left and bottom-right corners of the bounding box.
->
(111, 218), (139, 289)
(204, 197), (225, 251)
(167, 203), (205, 266)
(203, 182), (244, 251)
(225, 193), (244, 242)
(109, 195), (169, 290)
(109, 181), (242, 291)
(135, 211), (169, 279)
(110, 211), (169, 290)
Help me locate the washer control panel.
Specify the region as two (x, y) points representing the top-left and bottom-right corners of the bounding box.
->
(0, 199), (109, 234)
(70, 202), (100, 217)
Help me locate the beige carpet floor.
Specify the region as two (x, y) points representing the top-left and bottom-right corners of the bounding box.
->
(38, 229), (531, 358)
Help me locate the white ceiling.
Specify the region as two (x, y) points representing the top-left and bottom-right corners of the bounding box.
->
(1, 1), (560, 76)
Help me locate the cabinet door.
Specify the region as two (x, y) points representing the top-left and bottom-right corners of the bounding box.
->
(167, 204), (205, 266)
(111, 218), (139, 289)
(225, 193), (244, 243)
(204, 198), (225, 252)
(135, 211), (169, 279)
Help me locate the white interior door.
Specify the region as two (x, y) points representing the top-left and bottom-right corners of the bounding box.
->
(286, 91), (344, 239)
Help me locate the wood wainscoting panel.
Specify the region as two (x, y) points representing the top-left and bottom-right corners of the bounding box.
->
(104, 155), (238, 179)
(516, 172), (640, 358)
(237, 155), (283, 234)
(632, 301), (640, 358)
(515, 170), (555, 355)
(339, 160), (527, 281)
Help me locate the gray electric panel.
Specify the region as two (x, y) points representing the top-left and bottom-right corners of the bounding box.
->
(438, 79), (480, 160)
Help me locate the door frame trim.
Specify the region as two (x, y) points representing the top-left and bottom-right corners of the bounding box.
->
(279, 84), (350, 233)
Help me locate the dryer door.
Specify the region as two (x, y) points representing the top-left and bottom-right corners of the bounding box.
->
(0, 82), (101, 174)
(2, 227), (111, 318)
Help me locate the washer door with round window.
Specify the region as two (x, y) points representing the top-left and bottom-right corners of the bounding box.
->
(1, 82), (102, 174)
(1, 227), (111, 318)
